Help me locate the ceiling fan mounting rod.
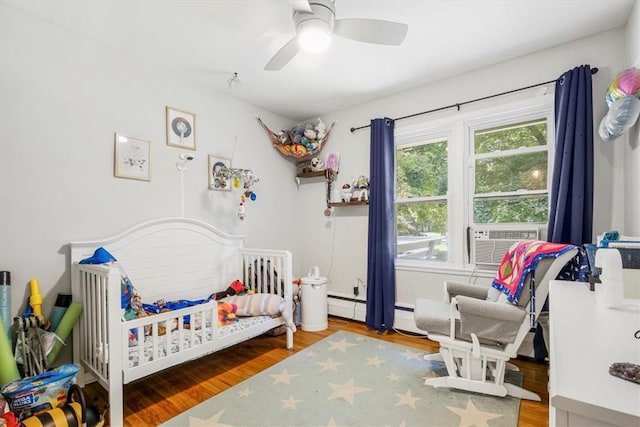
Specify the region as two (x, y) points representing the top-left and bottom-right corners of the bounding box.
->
(294, 0), (335, 34)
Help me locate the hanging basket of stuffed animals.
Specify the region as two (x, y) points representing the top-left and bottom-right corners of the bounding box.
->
(256, 116), (335, 162)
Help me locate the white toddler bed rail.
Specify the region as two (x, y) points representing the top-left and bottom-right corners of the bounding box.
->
(69, 217), (294, 427)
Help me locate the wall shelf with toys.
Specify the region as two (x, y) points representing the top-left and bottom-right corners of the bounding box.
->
(293, 153), (369, 212)
(295, 169), (329, 188)
(328, 200), (368, 207)
(296, 170), (327, 178)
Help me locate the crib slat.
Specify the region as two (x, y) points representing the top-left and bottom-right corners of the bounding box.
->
(99, 276), (108, 379)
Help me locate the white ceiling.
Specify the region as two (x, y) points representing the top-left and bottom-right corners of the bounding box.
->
(7, 0), (635, 121)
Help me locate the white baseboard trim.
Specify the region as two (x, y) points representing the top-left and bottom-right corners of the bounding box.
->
(327, 295), (425, 335)
(327, 294), (536, 355)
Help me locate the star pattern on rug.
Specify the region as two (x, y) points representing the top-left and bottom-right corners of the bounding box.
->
(270, 369), (299, 385)
(399, 348), (422, 361)
(446, 399), (503, 427)
(189, 410), (233, 427)
(387, 372), (401, 382)
(281, 395), (302, 410)
(328, 378), (371, 405)
(305, 350), (316, 358)
(365, 355), (385, 367)
(318, 357), (344, 372)
(237, 387), (253, 398)
(395, 389), (422, 409)
(327, 337), (357, 352)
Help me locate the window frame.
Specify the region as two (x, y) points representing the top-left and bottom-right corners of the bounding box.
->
(394, 95), (555, 271)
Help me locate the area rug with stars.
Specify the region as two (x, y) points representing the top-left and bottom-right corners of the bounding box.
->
(161, 330), (521, 427)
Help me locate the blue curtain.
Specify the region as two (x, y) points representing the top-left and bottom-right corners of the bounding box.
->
(366, 118), (396, 332)
(547, 65), (594, 246)
(535, 65), (594, 361)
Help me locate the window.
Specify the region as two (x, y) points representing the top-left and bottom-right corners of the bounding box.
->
(472, 119), (550, 224)
(394, 97), (554, 268)
(396, 137), (449, 262)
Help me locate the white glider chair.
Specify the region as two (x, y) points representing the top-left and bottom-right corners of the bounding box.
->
(414, 246), (578, 401)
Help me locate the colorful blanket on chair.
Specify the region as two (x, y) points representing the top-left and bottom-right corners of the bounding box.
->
(491, 240), (576, 304)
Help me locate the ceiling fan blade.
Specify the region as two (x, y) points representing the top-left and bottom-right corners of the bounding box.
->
(264, 36), (300, 71)
(289, 0), (312, 13)
(333, 18), (408, 45)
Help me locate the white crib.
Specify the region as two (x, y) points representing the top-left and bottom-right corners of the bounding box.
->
(69, 217), (294, 426)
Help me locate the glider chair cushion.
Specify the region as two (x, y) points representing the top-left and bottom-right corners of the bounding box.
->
(413, 242), (578, 400)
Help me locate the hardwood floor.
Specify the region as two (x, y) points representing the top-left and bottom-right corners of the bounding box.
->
(83, 317), (550, 426)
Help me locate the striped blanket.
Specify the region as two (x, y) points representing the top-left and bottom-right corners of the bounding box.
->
(492, 240), (576, 304)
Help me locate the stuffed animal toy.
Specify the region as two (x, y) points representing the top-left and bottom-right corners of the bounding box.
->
(211, 280), (246, 300)
(217, 301), (238, 326)
(341, 183), (352, 202)
(310, 157), (324, 171)
(316, 118), (327, 140)
(353, 175), (369, 202)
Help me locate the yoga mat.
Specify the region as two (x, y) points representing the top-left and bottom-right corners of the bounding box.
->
(0, 271), (10, 342)
(0, 316), (20, 387)
(47, 303), (82, 365)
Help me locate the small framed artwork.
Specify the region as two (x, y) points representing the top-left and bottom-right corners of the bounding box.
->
(166, 106), (196, 150)
(208, 155), (231, 191)
(114, 133), (151, 181)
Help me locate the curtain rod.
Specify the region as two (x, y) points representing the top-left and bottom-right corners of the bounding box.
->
(349, 67), (599, 133)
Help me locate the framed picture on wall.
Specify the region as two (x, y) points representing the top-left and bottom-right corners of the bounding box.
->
(114, 133), (151, 181)
(208, 155), (231, 191)
(166, 106), (196, 150)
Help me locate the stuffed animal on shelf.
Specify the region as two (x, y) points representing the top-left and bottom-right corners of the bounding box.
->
(310, 157), (324, 171)
(341, 183), (353, 202)
(353, 175), (369, 202)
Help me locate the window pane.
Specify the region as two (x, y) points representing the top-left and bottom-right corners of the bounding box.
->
(473, 195), (548, 223)
(475, 151), (547, 193)
(397, 141), (447, 199)
(475, 119), (546, 154)
(396, 201), (448, 261)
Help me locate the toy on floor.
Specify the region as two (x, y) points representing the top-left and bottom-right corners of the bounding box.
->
(19, 384), (86, 427)
(13, 315), (50, 377)
(1, 364), (79, 421)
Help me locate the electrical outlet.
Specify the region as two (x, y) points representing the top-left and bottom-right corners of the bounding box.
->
(353, 278), (360, 296)
(353, 286), (359, 296)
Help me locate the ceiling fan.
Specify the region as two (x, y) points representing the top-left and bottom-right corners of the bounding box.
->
(265, 0), (408, 71)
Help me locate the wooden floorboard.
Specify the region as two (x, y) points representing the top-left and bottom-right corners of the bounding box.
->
(83, 317), (549, 426)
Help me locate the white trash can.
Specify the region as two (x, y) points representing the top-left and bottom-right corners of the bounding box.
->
(301, 266), (328, 331)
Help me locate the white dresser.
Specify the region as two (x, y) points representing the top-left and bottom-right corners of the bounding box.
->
(548, 280), (640, 427)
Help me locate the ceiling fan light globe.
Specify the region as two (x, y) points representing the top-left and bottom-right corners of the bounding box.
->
(297, 21), (332, 53)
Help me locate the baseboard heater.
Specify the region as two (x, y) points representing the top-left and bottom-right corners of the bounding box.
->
(327, 294), (412, 312)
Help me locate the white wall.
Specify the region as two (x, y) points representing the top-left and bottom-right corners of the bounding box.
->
(296, 29), (628, 310)
(624, 0), (640, 235)
(0, 2), (302, 357)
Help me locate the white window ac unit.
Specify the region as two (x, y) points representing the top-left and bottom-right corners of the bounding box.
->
(471, 227), (540, 266)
